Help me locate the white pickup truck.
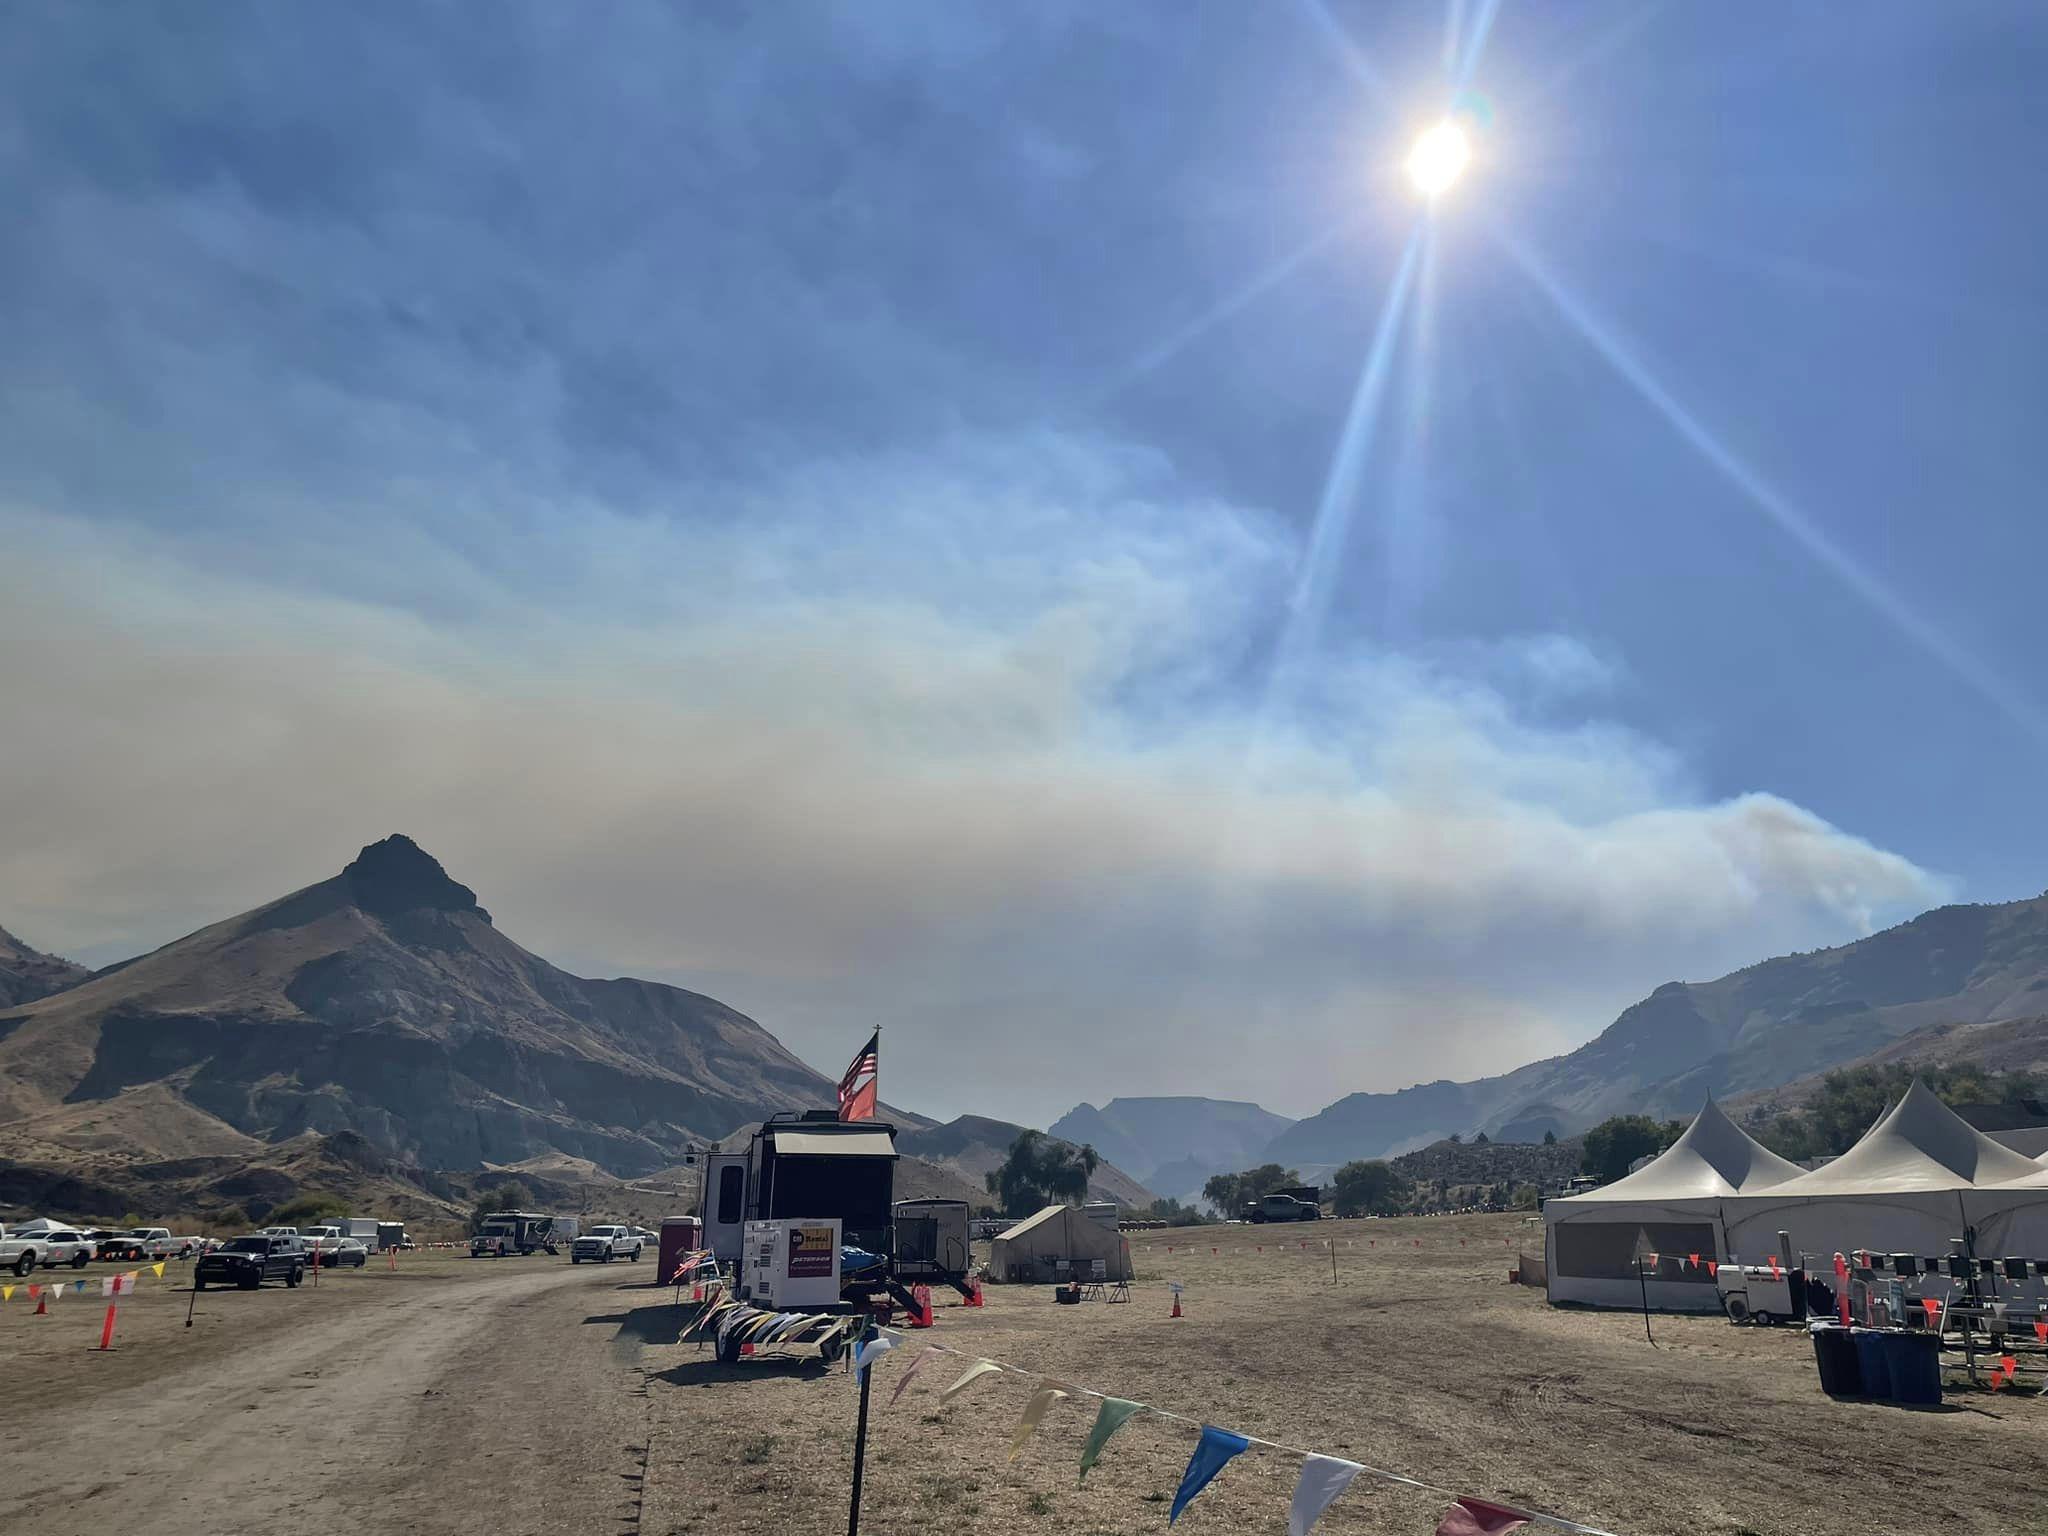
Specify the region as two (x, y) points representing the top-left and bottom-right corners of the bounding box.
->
(1, 1224), (96, 1276)
(101, 1227), (188, 1263)
(298, 1225), (369, 1268)
(570, 1225), (645, 1264)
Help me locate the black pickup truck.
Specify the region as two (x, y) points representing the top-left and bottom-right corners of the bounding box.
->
(194, 1235), (307, 1291)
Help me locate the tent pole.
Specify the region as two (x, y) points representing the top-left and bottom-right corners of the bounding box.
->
(1638, 1257), (1656, 1348)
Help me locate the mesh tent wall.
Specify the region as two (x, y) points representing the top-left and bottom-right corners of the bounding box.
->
(1544, 1099), (1801, 1311)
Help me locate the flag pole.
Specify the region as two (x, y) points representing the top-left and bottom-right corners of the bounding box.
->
(847, 1318), (877, 1536)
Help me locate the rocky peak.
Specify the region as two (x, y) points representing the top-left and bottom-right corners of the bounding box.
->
(341, 835), (490, 924)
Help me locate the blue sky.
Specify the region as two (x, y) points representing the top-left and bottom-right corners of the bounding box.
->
(4, 2), (2043, 1126)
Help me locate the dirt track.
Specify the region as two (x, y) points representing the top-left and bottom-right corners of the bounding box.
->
(0, 1254), (660, 1535)
(10, 1219), (2048, 1535)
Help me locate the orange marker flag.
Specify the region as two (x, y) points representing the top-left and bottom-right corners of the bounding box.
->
(1706, 1261), (1718, 1278)
(2034, 1321), (2048, 1343)
(1687, 1253), (1700, 1268)
(1923, 1298), (1943, 1326)
(1767, 1254), (1782, 1278)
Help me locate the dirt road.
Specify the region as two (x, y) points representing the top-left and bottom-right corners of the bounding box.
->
(0, 1256), (670, 1536)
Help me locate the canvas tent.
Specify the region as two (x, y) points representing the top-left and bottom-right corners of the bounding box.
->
(988, 1204), (1132, 1284)
(1725, 1079), (2045, 1283)
(1544, 1098), (1803, 1311)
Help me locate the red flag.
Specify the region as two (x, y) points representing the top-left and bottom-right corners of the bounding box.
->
(2034, 1321), (2047, 1343)
(2001, 1354), (2018, 1379)
(837, 1030), (879, 1121)
(1706, 1261), (1718, 1278)
(1435, 1496), (1530, 1535)
(1923, 1298), (1943, 1326)
(1767, 1254), (1781, 1278)
(1688, 1253), (1700, 1268)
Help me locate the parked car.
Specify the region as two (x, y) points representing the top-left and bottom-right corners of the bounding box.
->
(102, 1227), (180, 1262)
(194, 1235), (307, 1290)
(320, 1237), (369, 1269)
(1, 1226), (96, 1276)
(1245, 1194), (1321, 1223)
(570, 1225), (645, 1264)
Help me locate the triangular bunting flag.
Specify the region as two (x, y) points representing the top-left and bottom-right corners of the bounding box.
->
(889, 1345), (942, 1407)
(1288, 1453), (1364, 1535)
(2034, 1320), (2048, 1344)
(1078, 1397), (1146, 1483)
(1767, 1254), (1782, 1278)
(152, 1261), (166, 1279)
(26, 1284), (40, 1300)
(74, 1278), (87, 1293)
(1687, 1253), (1700, 1268)
(1706, 1261), (1717, 1278)
(940, 1359), (1002, 1402)
(0, 1283), (11, 1302)
(853, 1330), (898, 1375)
(1436, 1496), (1531, 1535)
(1007, 1385), (1068, 1460)
(101, 1277), (116, 1298)
(1169, 1425), (1250, 1524)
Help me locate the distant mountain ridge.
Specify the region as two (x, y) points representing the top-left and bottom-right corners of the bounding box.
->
(0, 924), (91, 1008)
(0, 835), (903, 1178)
(1049, 1096), (1294, 1199)
(897, 1113), (1156, 1209)
(1266, 891), (2048, 1166)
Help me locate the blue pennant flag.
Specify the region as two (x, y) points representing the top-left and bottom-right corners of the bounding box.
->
(1170, 1425), (1251, 1524)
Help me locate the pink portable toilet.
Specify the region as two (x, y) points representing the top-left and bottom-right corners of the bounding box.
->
(658, 1217), (704, 1283)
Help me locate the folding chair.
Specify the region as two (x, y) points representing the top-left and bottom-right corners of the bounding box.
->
(1105, 1262), (1130, 1303)
(1081, 1259), (1107, 1300)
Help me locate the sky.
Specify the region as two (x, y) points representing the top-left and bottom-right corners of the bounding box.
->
(4, 2), (2046, 1129)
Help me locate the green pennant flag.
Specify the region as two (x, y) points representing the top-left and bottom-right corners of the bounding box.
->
(1078, 1397), (1146, 1483)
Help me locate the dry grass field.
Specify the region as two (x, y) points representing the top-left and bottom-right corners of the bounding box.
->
(641, 1212), (2048, 1536)
(10, 1215), (2048, 1536)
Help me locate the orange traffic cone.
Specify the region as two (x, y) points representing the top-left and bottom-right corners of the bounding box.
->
(1169, 1293), (1183, 1319)
(33, 1286), (47, 1316)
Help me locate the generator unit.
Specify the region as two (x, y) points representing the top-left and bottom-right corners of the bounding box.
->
(741, 1218), (843, 1310)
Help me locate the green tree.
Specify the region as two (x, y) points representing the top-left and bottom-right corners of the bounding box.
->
(213, 1204), (252, 1231)
(468, 1181), (532, 1231)
(1331, 1160), (1414, 1217)
(983, 1132), (1102, 1217)
(1142, 1197), (1210, 1227)
(1579, 1116), (1683, 1183)
(1511, 1183), (1540, 1211)
(1201, 1171), (1241, 1216)
(1541, 1130), (1557, 1146)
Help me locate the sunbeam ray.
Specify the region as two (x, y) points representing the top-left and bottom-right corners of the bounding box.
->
(1267, 223), (1426, 698)
(1443, 0), (1469, 76)
(1524, 0), (1670, 105)
(1386, 224), (1441, 635)
(1089, 218), (1361, 405)
(1455, 0), (1503, 89)
(1496, 226), (2048, 750)
(1294, 0), (1396, 109)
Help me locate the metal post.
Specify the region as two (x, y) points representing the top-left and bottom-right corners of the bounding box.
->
(185, 1272), (199, 1329)
(847, 1320), (876, 1536)
(1638, 1257), (1656, 1348)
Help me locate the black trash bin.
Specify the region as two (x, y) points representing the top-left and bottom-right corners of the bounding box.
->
(1853, 1328), (1894, 1401)
(1810, 1324), (1863, 1397)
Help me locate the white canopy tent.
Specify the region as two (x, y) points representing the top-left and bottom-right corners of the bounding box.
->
(1544, 1098), (1804, 1311)
(1722, 1080), (2044, 1279)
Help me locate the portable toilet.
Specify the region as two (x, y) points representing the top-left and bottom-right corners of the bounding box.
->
(658, 1216), (705, 1283)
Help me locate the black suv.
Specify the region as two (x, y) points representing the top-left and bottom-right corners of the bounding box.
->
(194, 1235), (307, 1291)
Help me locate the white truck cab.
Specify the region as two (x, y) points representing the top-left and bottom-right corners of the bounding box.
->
(570, 1225), (645, 1264)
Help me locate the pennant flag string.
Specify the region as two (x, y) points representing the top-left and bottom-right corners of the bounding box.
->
(1289, 1454), (1365, 1535)
(897, 1341), (1622, 1534)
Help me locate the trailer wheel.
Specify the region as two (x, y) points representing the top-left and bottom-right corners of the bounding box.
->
(1751, 1310), (1777, 1327)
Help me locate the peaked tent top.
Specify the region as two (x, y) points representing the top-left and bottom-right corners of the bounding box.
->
(1555, 1098), (1804, 1203)
(1768, 1079), (2044, 1195)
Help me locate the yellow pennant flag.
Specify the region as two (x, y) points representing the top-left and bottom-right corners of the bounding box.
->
(152, 1261), (166, 1279)
(1007, 1385), (1069, 1460)
(1, 1283), (12, 1302)
(941, 1359), (1003, 1402)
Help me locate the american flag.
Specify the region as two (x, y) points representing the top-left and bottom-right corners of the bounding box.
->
(838, 1030), (879, 1121)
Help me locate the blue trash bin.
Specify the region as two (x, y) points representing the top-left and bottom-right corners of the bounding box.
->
(1883, 1330), (1941, 1406)
(1852, 1328), (1893, 1401)
(1810, 1324), (1863, 1397)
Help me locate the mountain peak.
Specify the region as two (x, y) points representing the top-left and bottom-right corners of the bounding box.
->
(340, 835), (488, 923)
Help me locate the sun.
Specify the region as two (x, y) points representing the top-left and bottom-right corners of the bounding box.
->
(1406, 119), (1471, 200)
